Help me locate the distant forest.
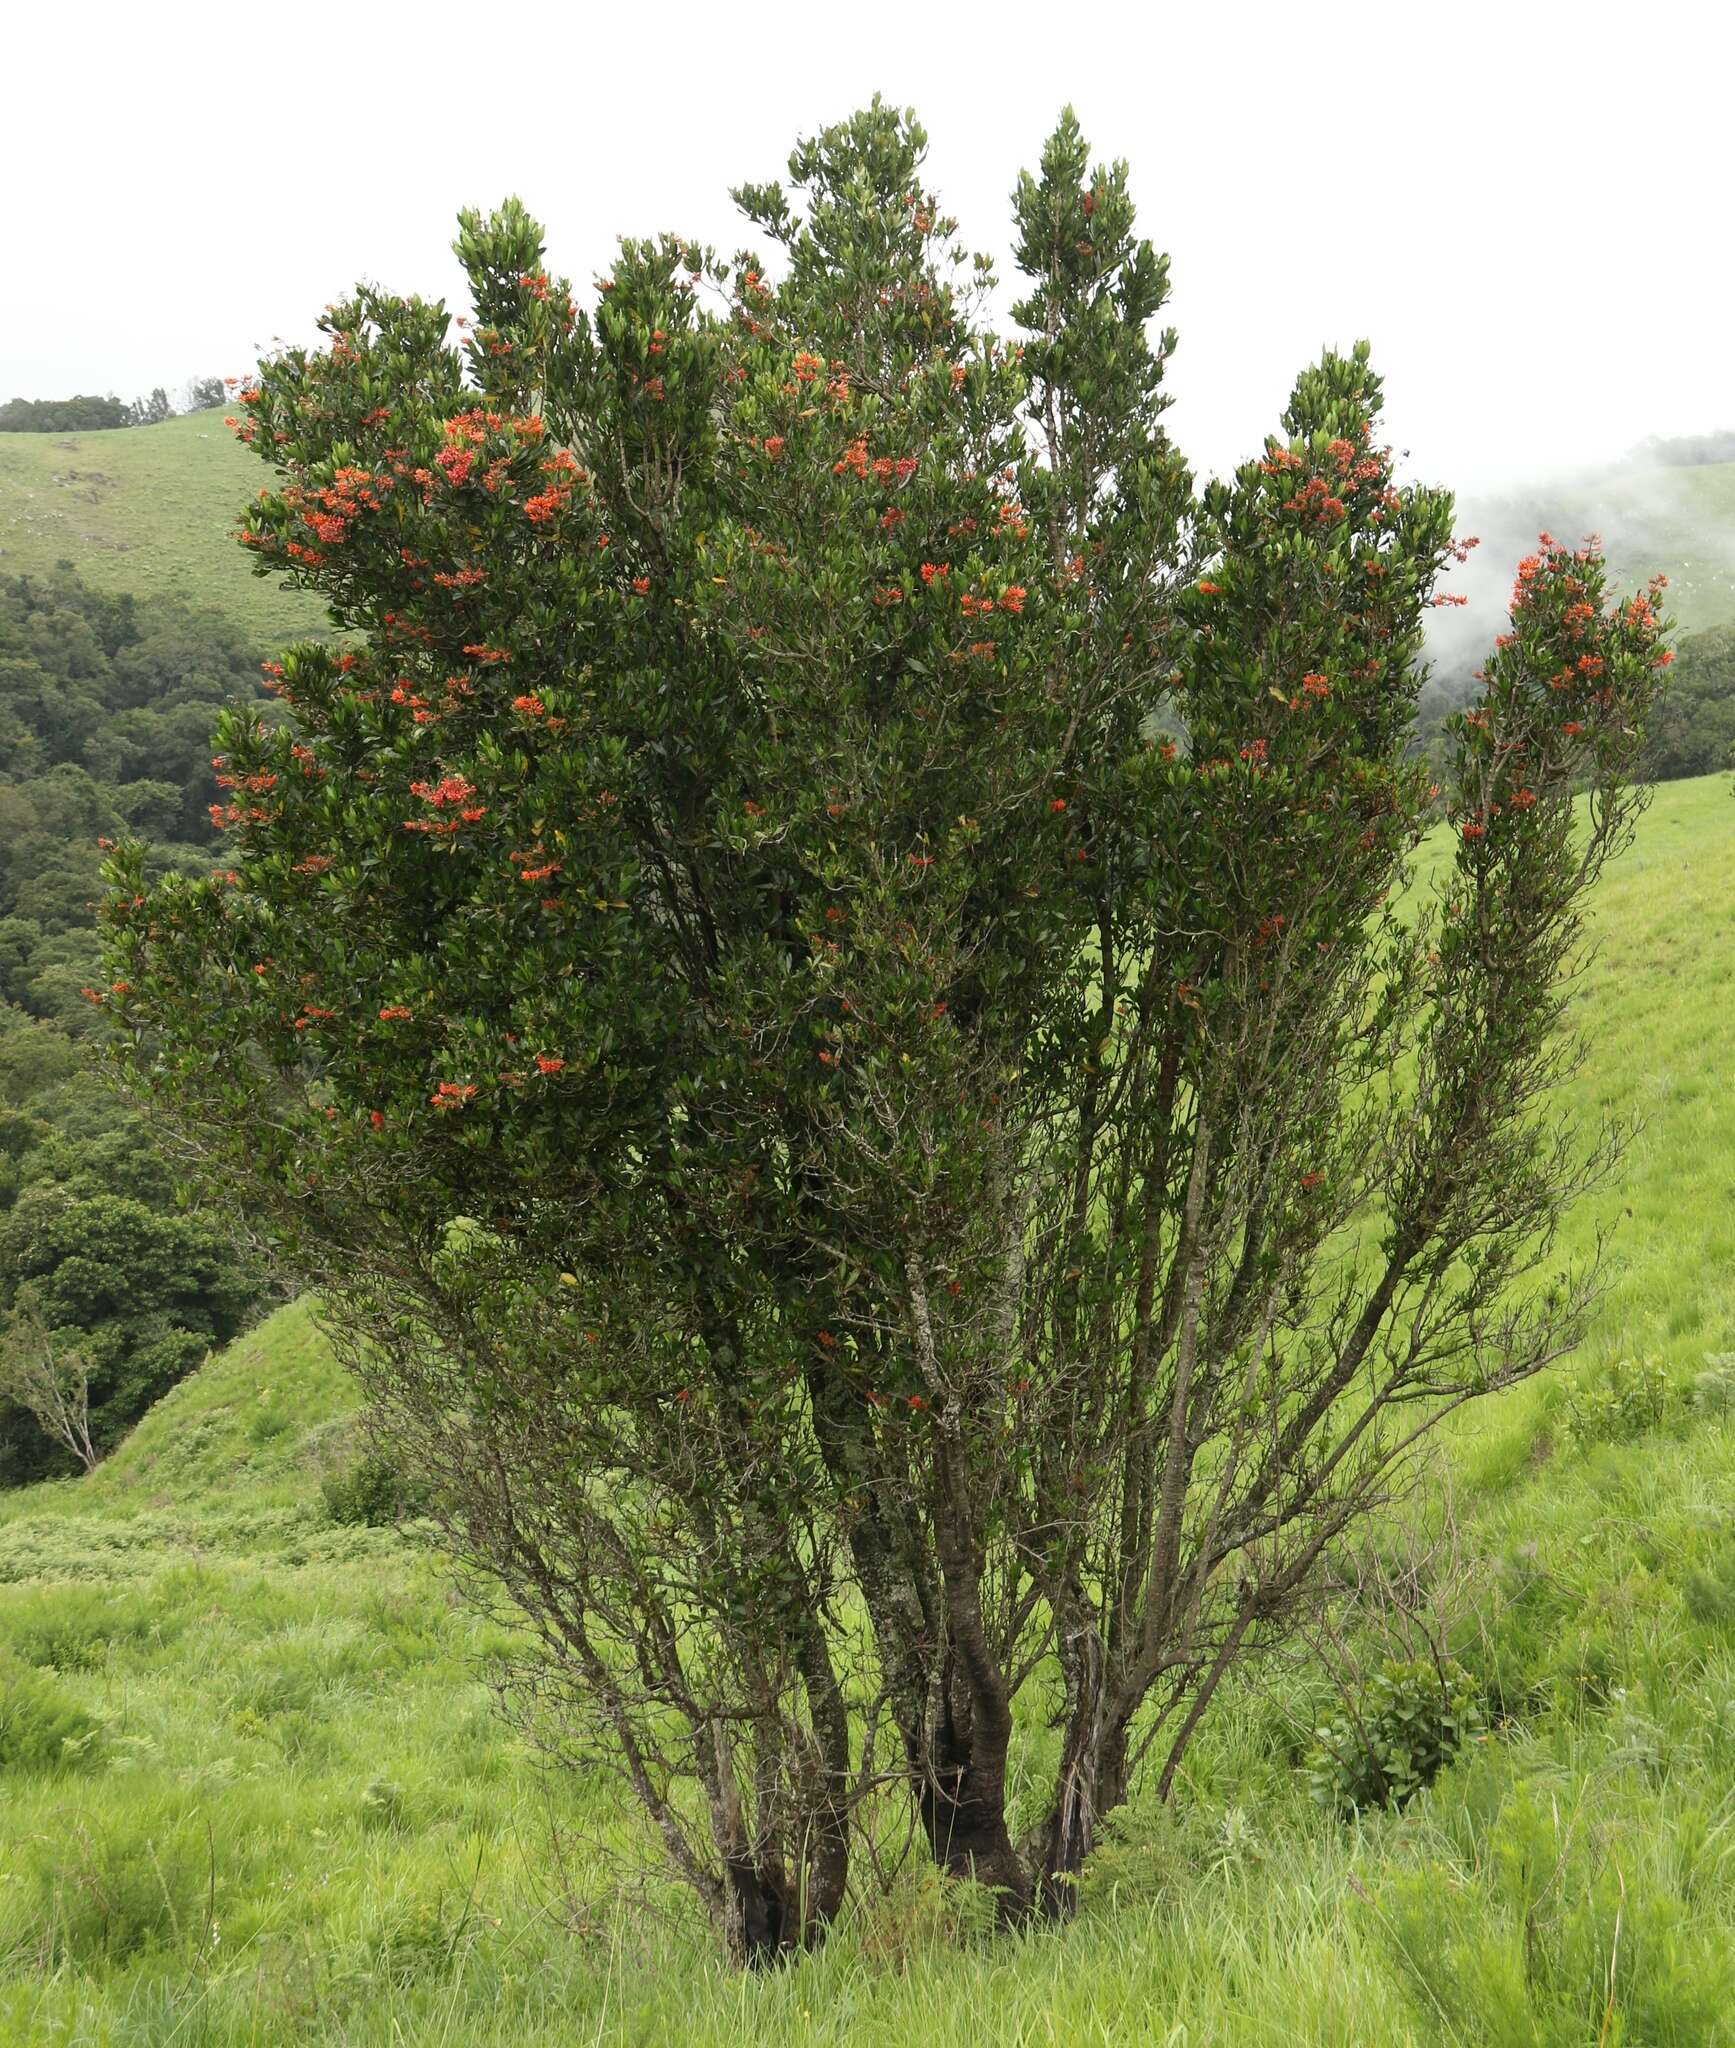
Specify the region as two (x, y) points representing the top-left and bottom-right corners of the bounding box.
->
(0, 567), (270, 1481)
(0, 379), (226, 433)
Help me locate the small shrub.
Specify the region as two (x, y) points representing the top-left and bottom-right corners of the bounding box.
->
(0, 1650), (104, 1775)
(856, 1866), (1000, 1972)
(1563, 1354), (1671, 1451)
(319, 1449), (428, 1527)
(1691, 1352), (1735, 1420)
(1076, 1800), (1186, 1911)
(341, 1888), (480, 1991)
(359, 1775), (408, 1830)
(249, 1405), (295, 1446)
(1306, 1656), (1484, 1813)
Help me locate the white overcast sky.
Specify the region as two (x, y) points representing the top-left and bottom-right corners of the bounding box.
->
(2, 0), (1726, 493)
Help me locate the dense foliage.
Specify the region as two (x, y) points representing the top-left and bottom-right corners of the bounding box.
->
(0, 395), (134, 433)
(1637, 622), (1735, 780)
(106, 104), (1669, 1962)
(1305, 1656), (1484, 1814)
(1419, 619), (1727, 786)
(0, 569), (263, 1481)
(0, 381), (225, 434)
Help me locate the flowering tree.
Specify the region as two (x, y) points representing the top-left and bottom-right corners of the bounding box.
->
(103, 104), (1670, 1962)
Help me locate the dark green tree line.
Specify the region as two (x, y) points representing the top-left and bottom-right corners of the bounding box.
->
(0, 569), (264, 1481)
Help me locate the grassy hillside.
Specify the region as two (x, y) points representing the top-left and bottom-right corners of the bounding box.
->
(2, 775), (1734, 2045)
(0, 411), (328, 647)
(1460, 461), (1735, 637)
(1551, 461), (1735, 632)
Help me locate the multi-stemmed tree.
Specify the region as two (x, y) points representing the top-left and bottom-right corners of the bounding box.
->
(104, 104), (1669, 1962)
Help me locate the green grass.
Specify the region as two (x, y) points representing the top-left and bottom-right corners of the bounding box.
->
(0, 412), (328, 648)
(2, 775), (1734, 2044)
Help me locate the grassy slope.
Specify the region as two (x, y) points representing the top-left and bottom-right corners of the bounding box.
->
(1472, 460), (1735, 635)
(0, 411), (328, 648)
(1583, 461), (1735, 633)
(3, 776), (1734, 2045)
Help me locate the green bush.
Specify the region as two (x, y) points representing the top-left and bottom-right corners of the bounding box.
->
(1306, 1657), (1484, 1813)
(1691, 1352), (1735, 1421)
(359, 1775), (409, 1831)
(319, 1448), (428, 1528)
(0, 1650), (103, 1774)
(856, 1866), (1002, 1972)
(1563, 1354), (1671, 1451)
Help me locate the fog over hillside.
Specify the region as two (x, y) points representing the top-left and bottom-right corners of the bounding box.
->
(1419, 445), (1735, 711)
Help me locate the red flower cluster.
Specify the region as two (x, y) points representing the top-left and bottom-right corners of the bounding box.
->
(409, 774), (477, 808)
(1288, 476), (1347, 525)
(835, 438), (918, 484)
(404, 773), (486, 835)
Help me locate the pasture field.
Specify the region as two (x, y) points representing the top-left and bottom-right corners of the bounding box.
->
(2, 774), (1734, 2046)
(0, 413), (327, 649)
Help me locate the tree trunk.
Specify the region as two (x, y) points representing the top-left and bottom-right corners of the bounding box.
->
(721, 1841), (848, 1968)
(913, 1703), (1031, 1922)
(1031, 1712), (1131, 1916)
